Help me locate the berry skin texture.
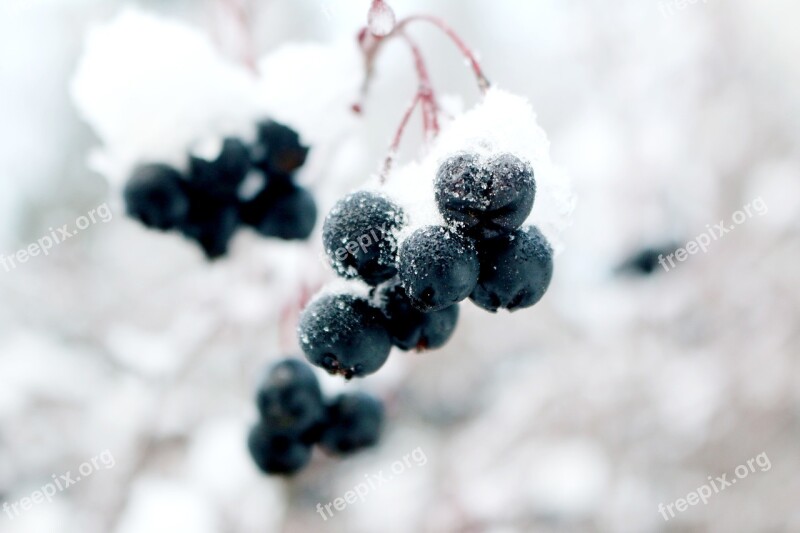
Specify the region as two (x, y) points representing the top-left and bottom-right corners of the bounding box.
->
(398, 226), (480, 312)
(241, 179), (317, 240)
(251, 121), (310, 176)
(298, 293), (392, 379)
(248, 423), (312, 475)
(256, 359), (325, 437)
(435, 153), (536, 239)
(378, 282), (460, 351)
(189, 137), (251, 196)
(323, 191), (406, 286)
(124, 164), (190, 231)
(319, 393), (384, 455)
(470, 226), (554, 312)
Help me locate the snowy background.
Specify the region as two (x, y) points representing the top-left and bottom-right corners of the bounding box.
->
(1, 0), (799, 532)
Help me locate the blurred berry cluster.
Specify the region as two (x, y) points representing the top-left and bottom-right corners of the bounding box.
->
(248, 359), (384, 475)
(123, 121), (317, 259)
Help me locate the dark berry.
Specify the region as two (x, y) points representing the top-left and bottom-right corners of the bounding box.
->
(435, 153), (535, 239)
(377, 282), (460, 351)
(470, 226), (554, 312)
(319, 393), (383, 455)
(256, 359), (325, 437)
(247, 423), (311, 475)
(617, 244), (677, 277)
(298, 293), (392, 379)
(322, 191), (405, 285)
(240, 179), (317, 240)
(189, 137), (251, 196)
(178, 187), (239, 259)
(398, 226), (479, 312)
(124, 164), (190, 231)
(251, 120), (309, 175)
(419, 303), (460, 350)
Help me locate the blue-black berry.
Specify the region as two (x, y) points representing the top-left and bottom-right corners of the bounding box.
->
(256, 359), (325, 437)
(251, 120), (309, 176)
(248, 423), (311, 475)
(435, 153), (535, 239)
(319, 393), (383, 455)
(241, 179), (317, 240)
(124, 164), (190, 231)
(377, 282), (460, 351)
(323, 191), (406, 285)
(616, 244), (677, 277)
(298, 293), (392, 379)
(470, 226), (554, 312)
(189, 137), (251, 197)
(178, 187), (239, 259)
(398, 226), (479, 312)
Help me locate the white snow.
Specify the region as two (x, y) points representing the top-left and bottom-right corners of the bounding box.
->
(71, 8), (264, 188)
(374, 88), (576, 252)
(70, 8), (363, 196)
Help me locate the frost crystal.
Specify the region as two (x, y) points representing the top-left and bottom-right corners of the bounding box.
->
(378, 88), (576, 252)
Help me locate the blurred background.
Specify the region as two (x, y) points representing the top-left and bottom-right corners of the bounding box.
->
(1, 0), (799, 532)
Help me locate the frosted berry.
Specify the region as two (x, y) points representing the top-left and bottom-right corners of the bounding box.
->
(470, 226), (553, 312)
(323, 191), (405, 285)
(298, 293), (392, 379)
(435, 153), (535, 239)
(398, 226), (479, 312)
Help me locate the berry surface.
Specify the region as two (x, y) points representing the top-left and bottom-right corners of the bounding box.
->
(377, 281), (460, 350)
(298, 293), (392, 379)
(435, 152), (535, 239)
(398, 226), (480, 312)
(323, 191), (406, 285)
(470, 226), (554, 312)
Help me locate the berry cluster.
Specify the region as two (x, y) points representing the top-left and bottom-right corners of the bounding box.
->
(297, 152), (553, 379)
(123, 121), (317, 259)
(248, 359), (384, 475)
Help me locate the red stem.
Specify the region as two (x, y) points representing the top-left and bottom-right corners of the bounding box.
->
(357, 2), (491, 183)
(398, 15), (490, 93)
(401, 32), (440, 137)
(381, 92), (422, 182)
